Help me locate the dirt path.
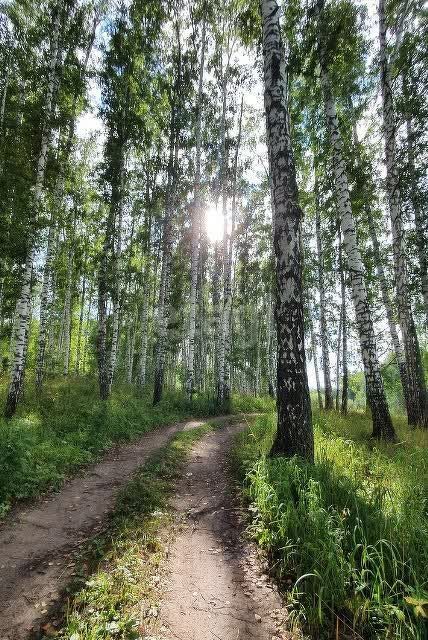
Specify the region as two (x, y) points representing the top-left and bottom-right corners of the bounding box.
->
(0, 418), (216, 640)
(158, 423), (290, 640)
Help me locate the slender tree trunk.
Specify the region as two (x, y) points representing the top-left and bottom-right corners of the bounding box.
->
(108, 186), (124, 392)
(82, 283), (93, 374)
(309, 310), (323, 410)
(403, 88), (428, 327)
(153, 132), (178, 405)
(335, 308), (342, 411)
(216, 71), (229, 405)
(338, 227), (348, 415)
(153, 22), (182, 405)
(62, 217), (75, 376)
(317, 1), (394, 439)
(74, 276), (86, 374)
(378, 0), (427, 427)
(261, 0), (313, 461)
(315, 166), (333, 409)
(5, 6), (63, 417)
(367, 211), (409, 404)
(36, 12), (97, 387)
(97, 201), (116, 400)
(221, 97), (243, 403)
(186, 17), (206, 399)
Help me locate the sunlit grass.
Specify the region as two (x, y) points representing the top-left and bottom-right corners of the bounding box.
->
(0, 375), (273, 516)
(233, 409), (428, 639)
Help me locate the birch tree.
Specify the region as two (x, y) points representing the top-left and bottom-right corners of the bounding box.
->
(316, 0), (395, 439)
(378, 0), (427, 427)
(186, 15), (206, 400)
(5, 2), (67, 417)
(260, 0), (313, 461)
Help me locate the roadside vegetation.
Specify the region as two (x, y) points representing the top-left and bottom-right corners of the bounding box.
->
(48, 423), (215, 640)
(0, 375), (274, 517)
(233, 410), (428, 640)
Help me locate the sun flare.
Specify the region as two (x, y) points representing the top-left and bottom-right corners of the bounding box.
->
(205, 204), (224, 244)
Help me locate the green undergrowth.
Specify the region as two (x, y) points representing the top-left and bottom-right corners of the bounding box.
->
(233, 410), (428, 639)
(46, 423), (214, 640)
(0, 375), (274, 516)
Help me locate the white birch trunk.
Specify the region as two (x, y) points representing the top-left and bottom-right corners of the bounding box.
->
(74, 275), (86, 374)
(315, 167), (333, 409)
(405, 113), (428, 328)
(186, 17), (206, 399)
(62, 223), (75, 376)
(318, 33), (394, 438)
(5, 7), (62, 417)
(309, 309), (323, 410)
(261, 0), (313, 460)
(108, 192), (123, 392)
(378, 0), (427, 427)
(216, 68), (228, 405)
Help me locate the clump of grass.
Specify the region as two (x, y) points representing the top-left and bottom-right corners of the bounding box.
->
(0, 375), (271, 516)
(55, 423), (213, 640)
(233, 410), (428, 639)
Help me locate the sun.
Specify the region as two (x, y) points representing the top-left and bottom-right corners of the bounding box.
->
(205, 203), (224, 244)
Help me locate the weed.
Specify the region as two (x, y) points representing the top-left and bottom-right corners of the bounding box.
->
(233, 410), (428, 639)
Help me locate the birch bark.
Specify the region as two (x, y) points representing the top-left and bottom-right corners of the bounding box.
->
(261, 0), (313, 461)
(5, 5), (63, 417)
(186, 17), (206, 399)
(309, 310), (323, 410)
(221, 97), (243, 403)
(378, 0), (427, 427)
(36, 12), (97, 387)
(338, 226), (348, 415)
(315, 166), (333, 409)
(107, 184), (124, 392)
(317, 17), (394, 439)
(62, 215), (76, 376)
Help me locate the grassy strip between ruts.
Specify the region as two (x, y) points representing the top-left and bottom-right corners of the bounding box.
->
(36, 421), (216, 640)
(0, 375), (275, 517)
(232, 410), (428, 640)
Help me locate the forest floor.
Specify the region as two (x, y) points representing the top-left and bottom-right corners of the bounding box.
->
(0, 416), (291, 640)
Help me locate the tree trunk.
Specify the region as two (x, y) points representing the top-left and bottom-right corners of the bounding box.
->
(378, 0), (427, 428)
(309, 309), (323, 410)
(108, 185), (124, 392)
(338, 227), (348, 416)
(335, 307), (342, 411)
(186, 17), (206, 399)
(74, 275), (86, 374)
(153, 22), (182, 405)
(318, 19), (394, 439)
(367, 211), (409, 405)
(153, 131), (178, 405)
(221, 97), (243, 404)
(261, 0), (313, 461)
(406, 114), (428, 328)
(315, 165), (333, 409)
(36, 16), (97, 387)
(5, 5), (63, 417)
(216, 70), (229, 406)
(62, 216), (75, 376)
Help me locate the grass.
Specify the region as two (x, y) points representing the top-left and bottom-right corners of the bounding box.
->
(233, 409), (428, 639)
(0, 375), (274, 517)
(49, 422), (214, 640)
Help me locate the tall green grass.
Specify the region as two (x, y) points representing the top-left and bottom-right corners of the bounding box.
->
(233, 410), (428, 639)
(0, 375), (274, 516)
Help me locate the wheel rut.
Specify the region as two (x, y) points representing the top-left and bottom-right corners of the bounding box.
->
(158, 423), (291, 640)
(0, 418), (215, 639)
